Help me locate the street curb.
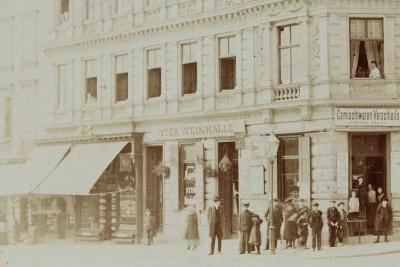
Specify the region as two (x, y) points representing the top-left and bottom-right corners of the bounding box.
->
(312, 249), (400, 259)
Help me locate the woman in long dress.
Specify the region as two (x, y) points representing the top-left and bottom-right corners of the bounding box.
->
(283, 203), (298, 248)
(184, 204), (199, 250)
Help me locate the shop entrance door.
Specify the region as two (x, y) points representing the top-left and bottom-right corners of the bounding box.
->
(217, 142), (239, 239)
(146, 146), (163, 232)
(350, 134), (387, 193)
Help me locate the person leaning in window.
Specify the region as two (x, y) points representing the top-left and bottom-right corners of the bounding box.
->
(369, 61), (381, 79)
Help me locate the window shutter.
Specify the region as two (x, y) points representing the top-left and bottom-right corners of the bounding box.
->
(195, 142), (204, 210)
(298, 136), (311, 201)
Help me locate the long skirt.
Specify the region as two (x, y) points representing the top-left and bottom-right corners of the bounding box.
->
(284, 221), (297, 240)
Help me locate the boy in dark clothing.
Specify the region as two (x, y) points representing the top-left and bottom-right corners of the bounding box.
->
(309, 202), (323, 251)
(337, 202), (347, 245)
(374, 198), (392, 243)
(144, 209), (155, 245)
(326, 200), (340, 247)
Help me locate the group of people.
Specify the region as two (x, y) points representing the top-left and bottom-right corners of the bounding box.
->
(143, 185), (392, 254)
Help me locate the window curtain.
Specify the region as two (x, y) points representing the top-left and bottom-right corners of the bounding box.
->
(365, 40), (383, 74)
(350, 40), (360, 78)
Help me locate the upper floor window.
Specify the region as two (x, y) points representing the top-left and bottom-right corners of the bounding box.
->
(60, 0), (69, 21)
(115, 54), (129, 102)
(147, 49), (162, 99)
(115, 0), (131, 13)
(350, 18), (384, 79)
(219, 36), (237, 91)
(0, 97), (11, 143)
(85, 60), (97, 105)
(146, 0), (159, 7)
(181, 43), (197, 95)
(86, 0), (102, 20)
(57, 64), (69, 110)
(278, 24), (300, 85)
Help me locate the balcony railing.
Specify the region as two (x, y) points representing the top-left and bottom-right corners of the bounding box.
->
(273, 85), (300, 102)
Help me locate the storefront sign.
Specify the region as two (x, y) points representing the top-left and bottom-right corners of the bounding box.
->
(335, 108), (400, 126)
(158, 120), (244, 140)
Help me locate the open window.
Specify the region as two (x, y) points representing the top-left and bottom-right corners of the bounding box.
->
(115, 54), (129, 103)
(181, 43), (197, 95)
(350, 18), (384, 78)
(219, 36), (236, 91)
(85, 60), (97, 105)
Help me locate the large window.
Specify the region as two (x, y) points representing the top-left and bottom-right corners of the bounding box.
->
(219, 36), (236, 91)
(278, 24), (300, 84)
(85, 60), (97, 105)
(60, 0), (69, 21)
(181, 43), (197, 95)
(147, 49), (162, 98)
(180, 144), (197, 208)
(350, 18), (384, 78)
(57, 64), (69, 110)
(278, 137), (300, 201)
(115, 54), (129, 102)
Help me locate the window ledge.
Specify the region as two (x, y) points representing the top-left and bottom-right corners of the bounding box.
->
(113, 100), (130, 107)
(82, 103), (100, 111)
(179, 93), (201, 100)
(145, 96), (164, 103)
(217, 87), (240, 95)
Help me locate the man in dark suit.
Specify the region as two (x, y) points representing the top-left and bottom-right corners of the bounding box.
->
(326, 200), (340, 247)
(357, 176), (368, 217)
(264, 199), (283, 250)
(207, 196), (223, 255)
(309, 202), (323, 251)
(238, 201), (254, 254)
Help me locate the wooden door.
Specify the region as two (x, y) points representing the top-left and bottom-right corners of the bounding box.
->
(146, 146), (163, 232)
(217, 142), (238, 239)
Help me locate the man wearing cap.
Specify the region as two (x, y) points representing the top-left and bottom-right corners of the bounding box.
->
(309, 203), (323, 251)
(297, 199), (310, 249)
(207, 196), (223, 255)
(326, 200), (340, 247)
(264, 199), (283, 250)
(238, 201), (254, 254)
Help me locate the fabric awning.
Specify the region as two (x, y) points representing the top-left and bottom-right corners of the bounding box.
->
(33, 141), (127, 195)
(0, 145), (70, 196)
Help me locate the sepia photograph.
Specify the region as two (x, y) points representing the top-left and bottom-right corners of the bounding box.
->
(0, 0), (400, 266)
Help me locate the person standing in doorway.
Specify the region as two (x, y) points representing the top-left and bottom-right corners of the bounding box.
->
(296, 199), (310, 249)
(348, 190), (360, 220)
(144, 209), (155, 246)
(309, 203), (323, 251)
(357, 177), (368, 218)
(326, 200), (340, 247)
(184, 204), (199, 250)
(367, 184), (377, 233)
(238, 201), (254, 254)
(264, 199), (283, 250)
(374, 198), (392, 243)
(207, 196), (223, 255)
(377, 187), (386, 203)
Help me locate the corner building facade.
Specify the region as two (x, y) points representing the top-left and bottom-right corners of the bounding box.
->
(6, 0), (400, 243)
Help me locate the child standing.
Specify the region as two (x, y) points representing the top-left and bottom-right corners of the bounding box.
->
(337, 202), (347, 246)
(144, 209), (155, 245)
(348, 190), (360, 220)
(309, 203), (323, 251)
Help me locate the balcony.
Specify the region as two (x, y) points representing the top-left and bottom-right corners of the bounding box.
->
(273, 84), (301, 102)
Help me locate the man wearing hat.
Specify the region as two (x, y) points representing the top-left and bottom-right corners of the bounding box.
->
(238, 201), (254, 254)
(309, 202), (323, 251)
(326, 200), (340, 247)
(297, 199), (310, 249)
(264, 199), (283, 250)
(207, 196), (223, 255)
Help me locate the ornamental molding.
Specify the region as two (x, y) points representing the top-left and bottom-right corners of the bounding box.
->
(44, 0), (309, 54)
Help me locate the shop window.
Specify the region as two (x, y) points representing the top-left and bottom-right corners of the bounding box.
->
(85, 60), (97, 105)
(180, 143), (197, 208)
(278, 137), (300, 201)
(350, 18), (384, 78)
(278, 24), (300, 85)
(0, 97), (11, 142)
(115, 54), (129, 102)
(219, 36), (237, 91)
(147, 49), (162, 98)
(57, 64), (69, 110)
(181, 43), (197, 95)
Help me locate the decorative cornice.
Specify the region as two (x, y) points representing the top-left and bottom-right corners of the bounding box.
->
(44, 0), (309, 54)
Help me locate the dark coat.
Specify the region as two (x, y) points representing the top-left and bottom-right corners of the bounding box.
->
(375, 204), (392, 232)
(297, 206), (310, 239)
(326, 207), (340, 226)
(265, 206), (283, 239)
(207, 206), (223, 238)
(358, 182), (368, 207)
(377, 193), (386, 203)
(184, 211), (199, 240)
(283, 208), (298, 240)
(249, 216), (263, 246)
(239, 210), (254, 232)
(309, 210), (323, 231)
(144, 215), (155, 231)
